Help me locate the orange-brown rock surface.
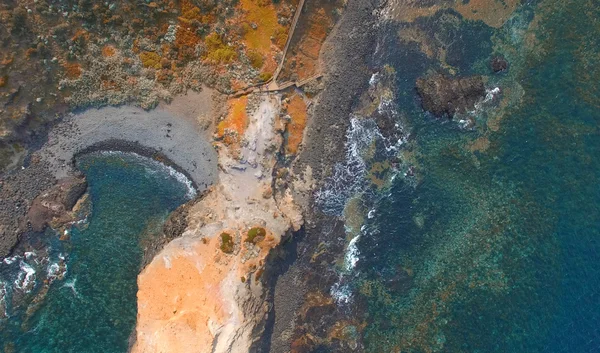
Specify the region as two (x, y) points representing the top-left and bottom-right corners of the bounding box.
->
(132, 95), (304, 353)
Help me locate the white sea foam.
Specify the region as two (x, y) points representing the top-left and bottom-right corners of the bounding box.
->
(331, 282), (352, 304)
(3, 255), (20, 265)
(467, 86), (501, 120)
(47, 263), (60, 279)
(315, 118), (382, 215)
(321, 75), (408, 304)
(62, 278), (80, 298)
(345, 235), (361, 271)
(369, 72), (379, 87)
(46, 259), (67, 284)
(97, 150), (197, 199)
(14, 261), (36, 293)
(315, 100), (406, 216)
(0, 280), (7, 318)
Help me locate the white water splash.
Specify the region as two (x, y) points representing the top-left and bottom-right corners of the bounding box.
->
(0, 280), (7, 318)
(62, 278), (80, 298)
(331, 282), (352, 304)
(345, 233), (361, 272)
(3, 255), (20, 265)
(315, 118), (392, 215)
(14, 261), (36, 293)
(98, 150), (197, 199)
(460, 86), (502, 128)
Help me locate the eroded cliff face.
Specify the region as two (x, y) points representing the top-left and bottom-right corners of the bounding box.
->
(132, 95), (303, 353)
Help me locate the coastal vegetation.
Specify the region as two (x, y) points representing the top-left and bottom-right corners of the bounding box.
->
(220, 232), (235, 253)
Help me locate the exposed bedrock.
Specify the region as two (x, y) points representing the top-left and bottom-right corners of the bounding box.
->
(27, 175), (87, 232)
(416, 74), (486, 118)
(491, 56), (509, 73)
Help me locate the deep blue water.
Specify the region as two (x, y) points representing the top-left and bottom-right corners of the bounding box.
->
(0, 152), (191, 353)
(353, 1), (600, 352)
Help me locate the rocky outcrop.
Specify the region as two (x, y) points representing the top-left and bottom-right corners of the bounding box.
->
(491, 56), (509, 73)
(27, 175), (87, 232)
(416, 74), (486, 118)
(131, 95), (303, 353)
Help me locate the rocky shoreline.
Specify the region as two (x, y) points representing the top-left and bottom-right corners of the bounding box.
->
(0, 98), (218, 259)
(1, 0), (381, 350)
(263, 0), (382, 350)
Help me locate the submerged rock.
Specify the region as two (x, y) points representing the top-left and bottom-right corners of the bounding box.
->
(415, 74), (486, 118)
(490, 56), (509, 73)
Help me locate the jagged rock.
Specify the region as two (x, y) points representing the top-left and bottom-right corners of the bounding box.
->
(27, 175), (87, 232)
(491, 56), (509, 73)
(415, 74), (486, 118)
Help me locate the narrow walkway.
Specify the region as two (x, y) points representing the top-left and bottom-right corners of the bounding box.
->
(271, 0), (306, 83)
(229, 0), (316, 97)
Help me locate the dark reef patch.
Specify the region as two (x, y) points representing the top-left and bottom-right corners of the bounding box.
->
(415, 73), (486, 118)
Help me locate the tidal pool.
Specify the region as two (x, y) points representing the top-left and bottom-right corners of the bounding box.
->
(1, 151), (193, 353)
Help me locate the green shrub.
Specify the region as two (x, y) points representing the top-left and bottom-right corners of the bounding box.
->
(245, 227), (266, 244)
(220, 232), (234, 253)
(247, 50), (264, 69)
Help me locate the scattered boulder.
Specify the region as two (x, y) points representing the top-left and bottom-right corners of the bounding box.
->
(415, 74), (486, 118)
(27, 176), (87, 232)
(490, 56), (509, 73)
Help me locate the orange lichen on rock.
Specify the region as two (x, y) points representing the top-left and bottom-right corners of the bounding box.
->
(0, 54), (14, 67)
(284, 94), (308, 155)
(217, 96), (249, 140)
(133, 224), (281, 353)
(279, 5), (334, 82)
(133, 238), (230, 353)
(102, 45), (116, 57)
(71, 29), (90, 44)
(0, 76), (7, 88)
(239, 0), (287, 57)
(173, 0), (203, 60)
(454, 0), (519, 28)
(139, 51), (162, 69)
(63, 62), (82, 79)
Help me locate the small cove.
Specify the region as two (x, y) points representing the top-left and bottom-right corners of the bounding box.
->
(0, 151), (193, 352)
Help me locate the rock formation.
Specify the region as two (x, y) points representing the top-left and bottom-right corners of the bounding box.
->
(416, 74), (486, 118)
(132, 95), (303, 353)
(27, 175), (87, 232)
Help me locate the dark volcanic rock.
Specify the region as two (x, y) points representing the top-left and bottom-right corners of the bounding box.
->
(0, 162), (55, 258)
(491, 56), (509, 73)
(27, 175), (87, 232)
(415, 74), (486, 118)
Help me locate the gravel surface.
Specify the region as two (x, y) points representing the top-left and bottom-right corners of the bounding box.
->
(0, 104), (218, 259)
(38, 106), (218, 189)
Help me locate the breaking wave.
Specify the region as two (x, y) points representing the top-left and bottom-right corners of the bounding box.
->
(98, 150), (197, 199)
(315, 117), (402, 216)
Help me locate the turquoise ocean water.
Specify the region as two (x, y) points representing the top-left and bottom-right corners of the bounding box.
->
(350, 1), (600, 352)
(0, 152), (191, 352)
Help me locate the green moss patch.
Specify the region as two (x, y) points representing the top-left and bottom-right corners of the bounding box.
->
(245, 227), (266, 244)
(220, 232), (234, 253)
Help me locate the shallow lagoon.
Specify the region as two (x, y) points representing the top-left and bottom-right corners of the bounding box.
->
(1, 151), (192, 353)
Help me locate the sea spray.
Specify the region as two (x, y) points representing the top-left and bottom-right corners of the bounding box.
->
(317, 82), (408, 304)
